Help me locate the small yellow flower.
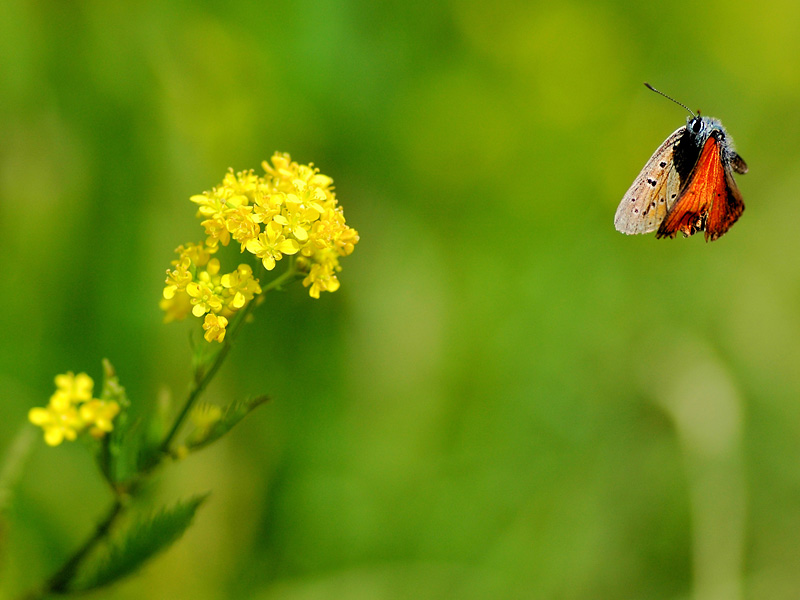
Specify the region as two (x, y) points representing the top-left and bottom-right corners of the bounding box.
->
(219, 168), (263, 205)
(186, 282), (222, 317)
(29, 372), (120, 445)
(163, 256), (192, 300)
(186, 259), (224, 317)
(301, 260), (341, 299)
(190, 192), (227, 219)
(29, 403), (83, 446)
(252, 192), (283, 224)
(54, 372), (94, 404)
(262, 153), (295, 188)
(164, 243), (217, 300)
(203, 313), (228, 343)
(245, 221), (300, 271)
(224, 204), (260, 250)
(220, 264), (262, 311)
(200, 214), (231, 248)
(192, 169), (268, 249)
(182, 242), (216, 267)
(160, 290), (193, 323)
(274, 194), (322, 242)
(80, 399), (121, 438)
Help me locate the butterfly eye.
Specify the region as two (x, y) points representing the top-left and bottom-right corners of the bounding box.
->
(691, 118), (703, 133)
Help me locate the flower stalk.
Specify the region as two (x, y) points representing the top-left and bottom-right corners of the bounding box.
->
(160, 261), (298, 455)
(16, 154), (358, 597)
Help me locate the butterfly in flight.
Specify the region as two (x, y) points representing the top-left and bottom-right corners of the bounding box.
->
(614, 83), (747, 242)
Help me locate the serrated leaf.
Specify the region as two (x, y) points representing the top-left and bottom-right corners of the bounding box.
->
(185, 396), (269, 451)
(70, 494), (208, 592)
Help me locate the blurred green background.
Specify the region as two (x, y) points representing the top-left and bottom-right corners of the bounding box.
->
(2, 0), (800, 598)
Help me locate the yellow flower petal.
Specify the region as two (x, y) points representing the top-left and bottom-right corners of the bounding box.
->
(292, 225), (308, 241)
(280, 239), (300, 254)
(28, 407), (50, 425)
(245, 239), (262, 254)
(44, 428), (65, 446)
(186, 282), (201, 298)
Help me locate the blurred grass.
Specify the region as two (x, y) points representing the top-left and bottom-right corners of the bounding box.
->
(2, 0), (800, 599)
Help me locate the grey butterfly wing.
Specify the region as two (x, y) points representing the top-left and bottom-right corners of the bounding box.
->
(615, 126), (685, 235)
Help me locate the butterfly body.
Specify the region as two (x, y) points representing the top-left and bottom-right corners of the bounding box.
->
(615, 113), (747, 242)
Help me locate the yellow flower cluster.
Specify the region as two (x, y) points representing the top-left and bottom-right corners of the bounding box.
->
(28, 372), (120, 446)
(161, 153), (359, 341)
(161, 243), (261, 342)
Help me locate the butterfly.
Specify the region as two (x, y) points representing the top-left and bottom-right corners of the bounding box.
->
(614, 83), (747, 242)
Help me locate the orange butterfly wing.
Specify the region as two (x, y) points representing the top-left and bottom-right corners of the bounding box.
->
(706, 160), (745, 241)
(656, 136), (744, 241)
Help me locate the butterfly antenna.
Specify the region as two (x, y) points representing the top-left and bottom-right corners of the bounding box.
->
(643, 83), (696, 117)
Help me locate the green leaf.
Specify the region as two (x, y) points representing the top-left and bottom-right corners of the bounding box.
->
(185, 395), (269, 451)
(70, 494), (208, 592)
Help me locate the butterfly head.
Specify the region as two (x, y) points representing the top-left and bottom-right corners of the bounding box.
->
(684, 115), (745, 172)
(687, 115), (705, 135)
(686, 115), (721, 141)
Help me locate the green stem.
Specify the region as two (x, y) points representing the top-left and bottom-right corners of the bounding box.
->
(38, 498), (123, 596)
(21, 263), (300, 600)
(159, 263), (298, 454)
(157, 308), (247, 454)
(260, 263), (299, 293)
